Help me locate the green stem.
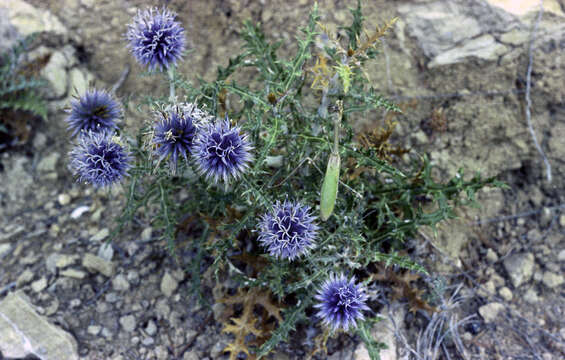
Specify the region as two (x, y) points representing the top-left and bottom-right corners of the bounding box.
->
(168, 66), (175, 102)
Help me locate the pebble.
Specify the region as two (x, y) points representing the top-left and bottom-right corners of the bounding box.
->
(82, 253), (114, 277)
(210, 341), (227, 358)
(542, 272), (564, 288)
(60, 269), (86, 279)
(186, 329), (198, 343)
(498, 287), (513, 301)
(16, 269), (34, 286)
(90, 228), (110, 242)
(141, 227), (153, 242)
(70, 205), (90, 219)
(101, 327), (113, 339)
(119, 315), (137, 332)
(57, 193), (71, 206)
(559, 214), (565, 227)
(558, 249), (565, 262)
(98, 243), (114, 261)
(485, 248), (498, 263)
(145, 320), (157, 336)
(87, 325), (101, 336)
(31, 277), (48, 292)
(478, 302), (505, 323)
(55, 254), (77, 268)
(69, 299), (81, 308)
(142, 337), (155, 346)
(127, 270), (140, 285)
(0, 243), (12, 258)
(503, 252), (534, 288)
(524, 288), (539, 304)
(112, 274), (130, 292)
(160, 272), (178, 297)
(183, 351), (199, 360)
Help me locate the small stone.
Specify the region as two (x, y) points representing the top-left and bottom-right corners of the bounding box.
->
(142, 337), (155, 346)
(105, 293), (119, 303)
(145, 320), (157, 336)
(478, 302), (505, 323)
(185, 329), (197, 344)
(0, 243), (12, 258)
(558, 249), (565, 262)
(559, 214), (565, 227)
(183, 351), (199, 360)
(90, 228), (110, 242)
(60, 269), (86, 279)
(141, 227), (153, 242)
(98, 243), (114, 261)
(524, 288), (539, 304)
(542, 272), (564, 288)
(87, 325), (101, 336)
(82, 253), (114, 277)
(37, 152), (60, 173)
(112, 274), (130, 292)
(56, 254), (77, 268)
(41, 51), (68, 99)
(210, 341), (227, 358)
(485, 248), (498, 263)
(498, 287), (513, 302)
(212, 303), (226, 322)
(70, 205), (90, 219)
(127, 270), (140, 285)
(503, 252), (534, 288)
(160, 272), (178, 297)
(119, 315), (136, 332)
(16, 269), (34, 286)
(69, 299), (81, 308)
(57, 193), (71, 206)
(540, 207), (553, 227)
(155, 345), (168, 360)
(101, 327), (113, 339)
(31, 277), (47, 292)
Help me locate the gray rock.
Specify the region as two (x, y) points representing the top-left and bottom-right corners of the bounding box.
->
(37, 152), (60, 173)
(141, 227), (153, 242)
(161, 272), (178, 297)
(503, 252), (534, 288)
(145, 320), (157, 336)
(68, 67), (94, 97)
(0, 292), (78, 359)
(87, 325), (101, 336)
(90, 228), (110, 242)
(210, 341), (227, 359)
(57, 193), (71, 206)
(16, 269), (34, 286)
(127, 270), (140, 285)
(524, 288), (539, 304)
(119, 315), (136, 332)
(485, 248), (498, 264)
(4, 0), (68, 37)
(82, 253), (114, 277)
(430, 35), (508, 67)
(558, 249), (565, 262)
(98, 243), (114, 261)
(478, 302), (505, 323)
(183, 351), (200, 360)
(112, 274), (130, 292)
(31, 277), (47, 292)
(212, 303), (226, 322)
(542, 272), (564, 288)
(498, 287), (513, 302)
(142, 337), (155, 346)
(55, 254), (78, 269)
(60, 269), (86, 279)
(0, 243), (12, 258)
(41, 50), (68, 99)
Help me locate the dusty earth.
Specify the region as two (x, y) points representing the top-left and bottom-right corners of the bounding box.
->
(0, 0), (564, 359)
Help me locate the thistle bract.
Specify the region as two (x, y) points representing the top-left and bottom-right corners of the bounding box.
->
(152, 105), (199, 172)
(66, 89), (121, 136)
(258, 200), (319, 260)
(314, 274), (369, 331)
(70, 131), (131, 188)
(126, 7), (185, 71)
(194, 119), (253, 183)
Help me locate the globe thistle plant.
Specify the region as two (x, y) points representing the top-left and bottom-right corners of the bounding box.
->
(126, 7), (185, 71)
(314, 274), (370, 331)
(152, 106), (198, 173)
(258, 200), (319, 260)
(194, 118), (253, 184)
(69, 131), (131, 188)
(66, 89), (121, 136)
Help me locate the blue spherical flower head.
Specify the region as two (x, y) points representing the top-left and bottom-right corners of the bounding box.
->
(66, 89), (121, 136)
(70, 131), (131, 188)
(258, 200), (319, 260)
(314, 274), (370, 331)
(194, 118), (253, 183)
(153, 107), (197, 173)
(126, 7), (185, 71)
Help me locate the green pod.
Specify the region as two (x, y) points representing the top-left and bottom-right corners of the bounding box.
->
(320, 152), (340, 221)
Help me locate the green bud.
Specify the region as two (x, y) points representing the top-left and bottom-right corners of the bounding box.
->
(320, 152), (340, 221)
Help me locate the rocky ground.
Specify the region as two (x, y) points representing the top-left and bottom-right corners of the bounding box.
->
(0, 0), (564, 359)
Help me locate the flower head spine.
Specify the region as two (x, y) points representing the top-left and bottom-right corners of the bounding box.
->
(66, 89), (121, 136)
(69, 131), (131, 188)
(126, 7), (185, 71)
(314, 274), (370, 331)
(258, 200), (319, 260)
(194, 118), (253, 183)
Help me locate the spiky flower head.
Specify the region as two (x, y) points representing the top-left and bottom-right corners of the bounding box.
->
(314, 274), (370, 331)
(126, 7), (185, 71)
(66, 89), (121, 136)
(258, 200), (319, 261)
(152, 104), (205, 172)
(69, 131), (131, 188)
(194, 118), (253, 183)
